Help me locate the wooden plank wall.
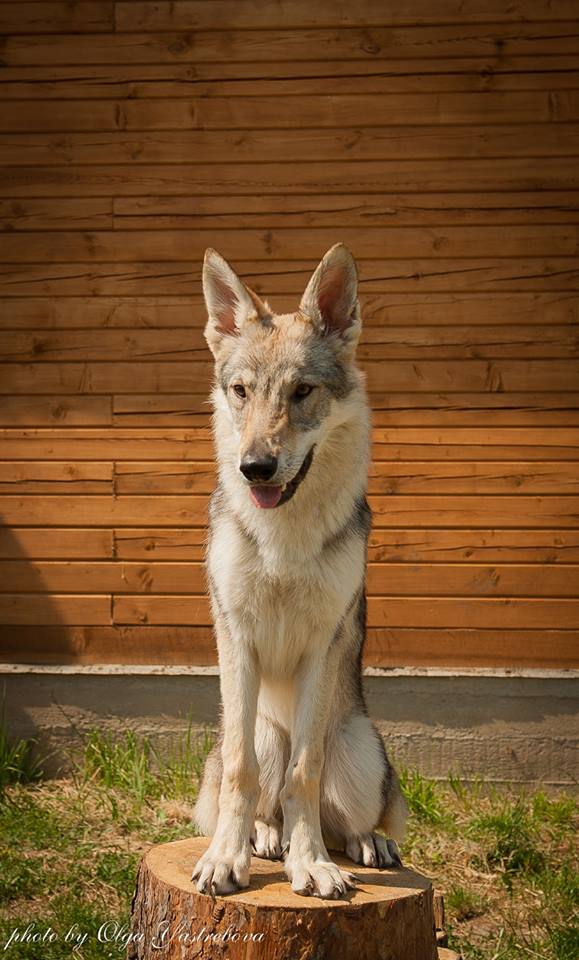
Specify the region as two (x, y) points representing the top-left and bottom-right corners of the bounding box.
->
(0, 1), (578, 669)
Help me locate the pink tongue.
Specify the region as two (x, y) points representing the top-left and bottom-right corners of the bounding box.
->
(250, 485), (283, 509)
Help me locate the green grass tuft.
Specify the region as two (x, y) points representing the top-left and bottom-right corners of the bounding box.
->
(0, 707), (42, 799)
(446, 884), (488, 922)
(399, 768), (449, 825)
(470, 796), (545, 884)
(82, 729), (157, 804)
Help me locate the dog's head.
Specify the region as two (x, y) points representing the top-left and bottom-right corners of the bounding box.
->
(202, 244), (364, 509)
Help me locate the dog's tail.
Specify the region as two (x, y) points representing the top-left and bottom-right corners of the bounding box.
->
(192, 742), (221, 836)
(379, 769), (408, 843)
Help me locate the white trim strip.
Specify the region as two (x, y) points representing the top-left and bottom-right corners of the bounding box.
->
(0, 663), (577, 680)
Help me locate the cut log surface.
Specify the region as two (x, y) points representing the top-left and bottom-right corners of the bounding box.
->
(127, 836), (439, 960)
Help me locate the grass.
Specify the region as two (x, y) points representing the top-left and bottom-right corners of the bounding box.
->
(0, 705), (42, 800)
(0, 722), (576, 960)
(398, 771), (578, 960)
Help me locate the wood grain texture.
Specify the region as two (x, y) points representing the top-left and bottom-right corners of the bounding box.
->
(0, 3), (113, 34)
(2, 293), (576, 327)
(114, 2), (579, 31)
(126, 836), (438, 960)
(1, 226), (577, 262)
(0, 561), (576, 597)
(0, 625), (575, 669)
(111, 594), (579, 630)
(4, 72), (579, 102)
(4, 21), (579, 67)
(3, 160), (579, 195)
(2, 321), (578, 360)
(0, 3), (577, 667)
(4, 92), (579, 131)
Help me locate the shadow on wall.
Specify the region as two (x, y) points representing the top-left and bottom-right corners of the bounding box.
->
(0, 523), (93, 772)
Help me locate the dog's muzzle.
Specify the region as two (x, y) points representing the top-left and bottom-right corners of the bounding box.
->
(248, 446), (315, 509)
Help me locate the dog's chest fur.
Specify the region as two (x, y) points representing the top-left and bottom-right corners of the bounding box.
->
(208, 505), (365, 680)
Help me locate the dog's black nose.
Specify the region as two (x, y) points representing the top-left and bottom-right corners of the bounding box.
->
(240, 455), (278, 483)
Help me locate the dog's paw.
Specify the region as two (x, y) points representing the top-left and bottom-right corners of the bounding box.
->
(191, 842), (250, 895)
(251, 818), (283, 860)
(345, 832), (402, 869)
(285, 855), (357, 899)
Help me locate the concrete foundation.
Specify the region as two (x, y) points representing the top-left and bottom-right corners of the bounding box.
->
(1, 666), (577, 788)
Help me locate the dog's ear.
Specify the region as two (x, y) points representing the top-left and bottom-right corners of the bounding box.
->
(202, 248), (268, 356)
(299, 243), (360, 346)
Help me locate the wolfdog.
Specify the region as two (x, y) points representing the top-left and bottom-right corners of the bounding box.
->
(192, 244), (407, 899)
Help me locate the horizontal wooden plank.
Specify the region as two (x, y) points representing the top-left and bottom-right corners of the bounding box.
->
(3, 56), (579, 91)
(0, 528), (114, 560)
(369, 495), (579, 527)
(367, 564), (579, 597)
(114, 528), (206, 560)
(0, 396), (111, 426)
(373, 427), (579, 446)
(369, 462), (579, 494)
(113, 395), (208, 427)
(0, 560), (576, 598)
(4, 54), (579, 86)
(3, 322), (578, 362)
(5, 125), (579, 170)
(0, 363), (213, 395)
(363, 627), (579, 668)
(368, 393), (579, 427)
(113, 191), (579, 228)
(2, 92), (578, 132)
(1, 226), (577, 264)
(0, 624), (575, 668)
(368, 597), (579, 629)
(0, 625), (217, 665)
(0, 429), (213, 460)
(2, 360), (579, 400)
(359, 325), (579, 359)
(113, 527), (579, 563)
(3, 160), (579, 198)
(114, 594), (208, 625)
(2, 293), (576, 329)
(1, 424), (578, 455)
(0, 495), (207, 526)
(111, 394), (579, 430)
(0, 2), (113, 34)
(0, 329), (205, 361)
(0, 462), (112, 494)
(112, 593), (579, 629)
(115, 1), (579, 30)
(2, 527), (578, 565)
(0, 198), (113, 230)
(2, 261), (579, 298)
(4, 66), (579, 101)
(0, 594), (110, 625)
(368, 529), (579, 563)
(1, 494), (578, 527)
(0, 296), (203, 328)
(112, 461), (579, 496)
(0, 561), (205, 594)
(3, 23), (578, 67)
(115, 461), (213, 494)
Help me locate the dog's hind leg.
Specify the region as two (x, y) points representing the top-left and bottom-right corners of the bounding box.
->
(320, 712), (407, 868)
(251, 714), (290, 860)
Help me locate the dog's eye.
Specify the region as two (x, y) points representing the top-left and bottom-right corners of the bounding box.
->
(293, 383), (313, 401)
(232, 383), (246, 399)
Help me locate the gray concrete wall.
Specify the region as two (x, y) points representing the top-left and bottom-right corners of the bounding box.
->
(2, 668), (577, 788)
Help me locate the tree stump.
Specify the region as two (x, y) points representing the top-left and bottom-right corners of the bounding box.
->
(127, 836), (450, 960)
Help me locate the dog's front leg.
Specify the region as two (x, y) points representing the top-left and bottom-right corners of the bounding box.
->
(281, 644), (358, 899)
(192, 618), (260, 894)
